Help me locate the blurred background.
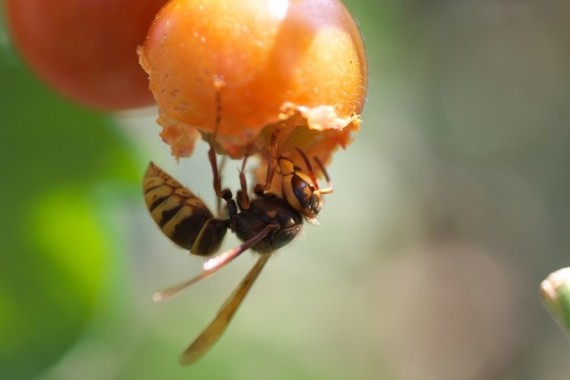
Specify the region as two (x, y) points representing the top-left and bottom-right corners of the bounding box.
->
(2, 0), (570, 379)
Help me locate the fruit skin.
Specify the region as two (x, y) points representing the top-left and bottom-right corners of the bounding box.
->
(5, 0), (168, 111)
(139, 0), (367, 163)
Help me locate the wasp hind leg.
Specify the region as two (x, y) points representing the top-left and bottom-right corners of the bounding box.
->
(153, 224), (276, 303)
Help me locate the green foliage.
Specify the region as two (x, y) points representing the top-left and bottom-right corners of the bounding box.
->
(0, 24), (139, 379)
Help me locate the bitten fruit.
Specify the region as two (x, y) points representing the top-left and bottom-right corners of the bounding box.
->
(139, 0), (367, 166)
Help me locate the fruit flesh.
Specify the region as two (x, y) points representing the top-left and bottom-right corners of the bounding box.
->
(139, 0), (367, 165)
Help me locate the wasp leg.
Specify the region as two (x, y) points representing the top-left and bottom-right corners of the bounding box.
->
(202, 224), (276, 271)
(214, 155), (228, 216)
(236, 155), (251, 210)
(153, 224), (276, 302)
(207, 75), (226, 197)
(296, 148), (334, 194)
(206, 76), (236, 216)
(253, 129), (281, 195)
(253, 158), (277, 196)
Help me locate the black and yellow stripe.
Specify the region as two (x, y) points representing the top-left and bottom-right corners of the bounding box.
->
(143, 162), (228, 256)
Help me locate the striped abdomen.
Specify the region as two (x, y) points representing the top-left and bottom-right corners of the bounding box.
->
(143, 162), (228, 256)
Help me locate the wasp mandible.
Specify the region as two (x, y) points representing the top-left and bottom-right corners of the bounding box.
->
(142, 92), (333, 365)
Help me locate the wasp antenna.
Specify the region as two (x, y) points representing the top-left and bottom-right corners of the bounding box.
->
(314, 156), (333, 194)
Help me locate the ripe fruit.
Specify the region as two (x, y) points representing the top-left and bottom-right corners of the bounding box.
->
(139, 0), (367, 165)
(5, 0), (168, 110)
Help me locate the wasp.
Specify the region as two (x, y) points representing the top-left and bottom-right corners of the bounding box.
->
(143, 122), (333, 365)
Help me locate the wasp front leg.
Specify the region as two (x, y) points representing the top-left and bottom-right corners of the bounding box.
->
(206, 76), (231, 215)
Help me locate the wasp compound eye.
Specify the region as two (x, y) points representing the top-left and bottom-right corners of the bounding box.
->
(291, 174), (322, 217)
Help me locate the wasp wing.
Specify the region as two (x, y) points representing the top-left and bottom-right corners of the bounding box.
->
(153, 224), (274, 302)
(179, 254), (271, 365)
